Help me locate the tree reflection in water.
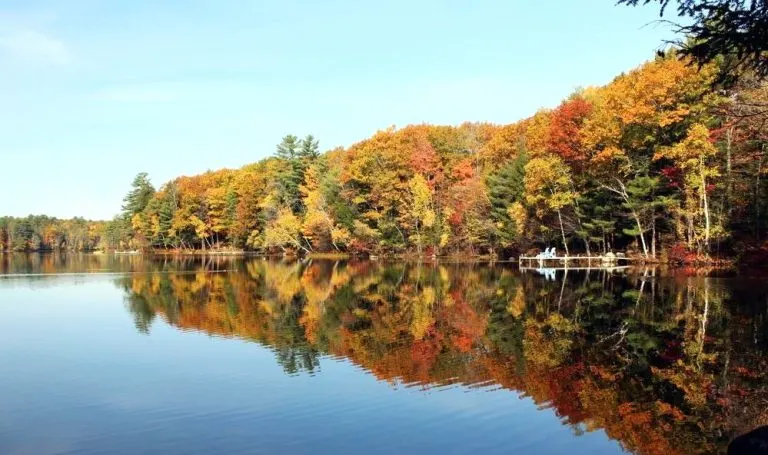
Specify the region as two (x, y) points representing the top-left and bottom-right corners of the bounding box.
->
(111, 257), (768, 455)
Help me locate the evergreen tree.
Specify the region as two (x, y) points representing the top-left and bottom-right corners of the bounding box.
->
(275, 135), (315, 215)
(619, 0), (768, 80)
(299, 134), (320, 161)
(575, 190), (618, 253)
(101, 216), (129, 250)
(141, 183), (177, 247)
(275, 134), (300, 160)
(487, 151), (528, 247)
(122, 173), (155, 219)
(620, 176), (665, 257)
(0, 217), (9, 251)
(156, 185), (178, 247)
(11, 219), (34, 251)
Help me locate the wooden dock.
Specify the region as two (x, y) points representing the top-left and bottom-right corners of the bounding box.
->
(519, 265), (631, 272)
(519, 254), (633, 269)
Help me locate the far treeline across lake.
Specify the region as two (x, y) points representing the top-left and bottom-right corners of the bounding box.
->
(2, 52), (768, 265)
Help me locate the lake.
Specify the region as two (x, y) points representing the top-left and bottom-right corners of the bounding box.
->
(1, 254), (766, 454)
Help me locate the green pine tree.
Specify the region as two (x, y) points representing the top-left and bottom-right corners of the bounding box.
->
(122, 173), (155, 219)
(487, 151), (528, 248)
(299, 134), (320, 161)
(275, 134), (320, 215)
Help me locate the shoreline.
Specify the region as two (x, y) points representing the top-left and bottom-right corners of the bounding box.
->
(0, 249), (743, 267)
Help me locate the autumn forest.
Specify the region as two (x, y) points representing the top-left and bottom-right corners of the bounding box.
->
(2, 52), (768, 263)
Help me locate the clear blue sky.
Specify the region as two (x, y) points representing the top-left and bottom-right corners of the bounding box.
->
(0, 0), (676, 220)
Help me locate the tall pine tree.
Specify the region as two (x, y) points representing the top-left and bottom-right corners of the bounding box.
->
(487, 151), (528, 248)
(122, 173), (155, 219)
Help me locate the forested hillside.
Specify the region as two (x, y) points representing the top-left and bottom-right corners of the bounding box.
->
(4, 52), (768, 261)
(0, 216), (103, 252)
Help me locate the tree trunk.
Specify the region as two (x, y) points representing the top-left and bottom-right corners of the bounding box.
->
(416, 222), (421, 255)
(725, 126), (733, 218)
(701, 157), (711, 253)
(601, 234), (605, 254)
(570, 192), (590, 255)
(687, 201), (695, 249)
(757, 149), (765, 242)
(557, 209), (569, 256)
(725, 127), (733, 208)
(702, 183), (711, 251)
(326, 218), (340, 251)
(601, 179), (647, 257)
(394, 223), (406, 249)
(303, 236), (314, 253)
(631, 210), (649, 258)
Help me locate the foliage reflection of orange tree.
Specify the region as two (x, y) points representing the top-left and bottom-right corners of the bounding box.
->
(120, 260), (768, 454)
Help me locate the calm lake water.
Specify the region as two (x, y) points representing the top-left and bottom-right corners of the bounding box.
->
(1, 254), (767, 454)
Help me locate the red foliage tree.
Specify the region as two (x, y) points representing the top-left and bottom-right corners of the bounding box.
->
(547, 97), (592, 167)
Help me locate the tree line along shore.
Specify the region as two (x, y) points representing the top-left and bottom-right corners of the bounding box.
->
(2, 51), (768, 265)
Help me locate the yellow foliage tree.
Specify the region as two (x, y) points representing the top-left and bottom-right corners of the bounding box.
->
(656, 123), (722, 252)
(524, 155), (576, 255)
